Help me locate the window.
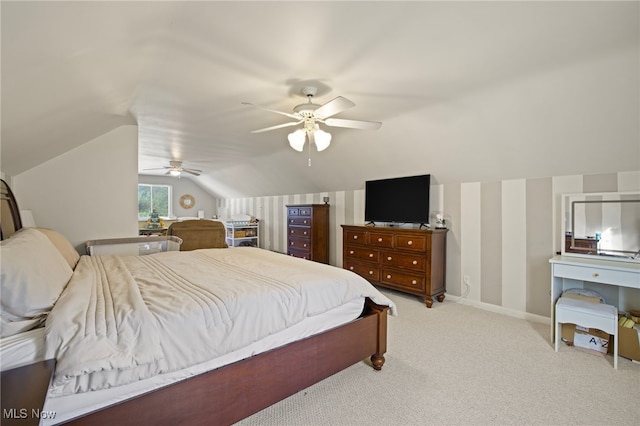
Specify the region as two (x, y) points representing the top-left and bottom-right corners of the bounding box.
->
(138, 184), (172, 219)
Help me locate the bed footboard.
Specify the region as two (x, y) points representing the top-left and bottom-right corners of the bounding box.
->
(65, 297), (389, 425)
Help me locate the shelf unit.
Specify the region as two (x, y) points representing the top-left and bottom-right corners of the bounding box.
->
(225, 221), (259, 247)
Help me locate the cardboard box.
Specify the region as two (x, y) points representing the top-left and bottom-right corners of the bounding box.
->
(573, 327), (610, 354)
(617, 326), (640, 361)
(609, 315), (640, 362)
(559, 292), (605, 347)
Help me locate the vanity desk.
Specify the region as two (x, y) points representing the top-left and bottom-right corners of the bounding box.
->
(549, 255), (640, 341)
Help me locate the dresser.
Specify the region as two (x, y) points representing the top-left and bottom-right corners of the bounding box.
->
(286, 204), (330, 263)
(342, 225), (448, 307)
(564, 234), (598, 254)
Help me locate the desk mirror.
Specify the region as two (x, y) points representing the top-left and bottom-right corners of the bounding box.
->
(562, 191), (640, 262)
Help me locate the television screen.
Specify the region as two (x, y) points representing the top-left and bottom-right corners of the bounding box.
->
(364, 174), (431, 224)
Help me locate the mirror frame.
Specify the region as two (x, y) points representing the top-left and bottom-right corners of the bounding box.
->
(561, 191), (640, 263)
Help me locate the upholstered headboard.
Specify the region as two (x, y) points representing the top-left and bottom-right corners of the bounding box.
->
(0, 179), (23, 240)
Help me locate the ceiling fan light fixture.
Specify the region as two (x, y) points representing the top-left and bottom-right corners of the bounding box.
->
(169, 169), (181, 177)
(288, 129), (306, 152)
(314, 129), (332, 152)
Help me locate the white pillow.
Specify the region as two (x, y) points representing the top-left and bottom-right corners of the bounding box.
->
(1, 228), (73, 337)
(34, 227), (80, 269)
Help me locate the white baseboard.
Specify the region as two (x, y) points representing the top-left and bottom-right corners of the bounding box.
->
(445, 293), (551, 325)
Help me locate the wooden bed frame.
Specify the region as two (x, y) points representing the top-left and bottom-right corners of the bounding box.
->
(0, 179), (389, 425)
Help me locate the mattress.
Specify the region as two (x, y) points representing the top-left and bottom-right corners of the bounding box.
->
(0, 327), (47, 371)
(39, 298), (364, 424)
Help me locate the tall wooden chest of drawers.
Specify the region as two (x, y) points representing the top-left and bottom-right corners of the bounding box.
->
(287, 204), (330, 263)
(342, 225), (448, 308)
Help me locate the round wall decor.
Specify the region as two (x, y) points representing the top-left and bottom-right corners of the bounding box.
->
(179, 194), (195, 209)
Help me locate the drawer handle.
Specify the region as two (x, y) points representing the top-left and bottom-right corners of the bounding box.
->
(304, 220), (308, 224)
(290, 230), (294, 234)
(378, 237), (383, 242)
(412, 280), (417, 285)
(593, 272), (599, 278)
(349, 266), (354, 270)
(387, 274), (392, 279)
(369, 253), (374, 258)
(407, 240), (413, 246)
(412, 260), (418, 265)
(387, 256), (392, 261)
(369, 270), (374, 275)
(353, 235), (358, 240)
(349, 250), (354, 255)
(303, 243), (307, 248)
(290, 242), (294, 245)
(304, 231), (308, 235)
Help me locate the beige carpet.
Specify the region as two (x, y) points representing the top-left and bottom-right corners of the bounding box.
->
(236, 289), (639, 425)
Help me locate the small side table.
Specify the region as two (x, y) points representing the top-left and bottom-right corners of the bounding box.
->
(139, 227), (167, 236)
(1, 359), (55, 425)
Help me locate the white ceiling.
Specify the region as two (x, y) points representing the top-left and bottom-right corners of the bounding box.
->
(2, 1), (638, 198)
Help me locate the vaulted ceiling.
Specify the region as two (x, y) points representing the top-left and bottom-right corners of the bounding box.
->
(2, 1), (638, 198)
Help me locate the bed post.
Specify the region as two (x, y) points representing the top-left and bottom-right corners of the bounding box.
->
(363, 298), (389, 370)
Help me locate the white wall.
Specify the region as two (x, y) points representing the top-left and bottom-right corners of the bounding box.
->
(13, 125), (138, 251)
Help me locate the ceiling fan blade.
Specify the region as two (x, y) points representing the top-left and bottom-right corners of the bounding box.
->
(314, 96), (355, 119)
(324, 118), (382, 130)
(143, 167), (171, 171)
(183, 168), (202, 176)
(242, 102), (299, 120)
(250, 121), (303, 134)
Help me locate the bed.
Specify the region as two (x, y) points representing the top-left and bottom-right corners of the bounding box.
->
(0, 179), (394, 425)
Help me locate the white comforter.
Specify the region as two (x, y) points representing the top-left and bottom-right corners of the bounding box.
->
(45, 247), (394, 396)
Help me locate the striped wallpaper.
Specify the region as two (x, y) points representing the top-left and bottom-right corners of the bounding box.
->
(218, 170), (639, 322)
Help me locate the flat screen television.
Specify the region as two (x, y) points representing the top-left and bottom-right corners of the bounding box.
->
(364, 174), (431, 225)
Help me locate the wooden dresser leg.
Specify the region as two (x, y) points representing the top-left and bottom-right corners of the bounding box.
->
(425, 297), (434, 308)
(436, 294), (445, 303)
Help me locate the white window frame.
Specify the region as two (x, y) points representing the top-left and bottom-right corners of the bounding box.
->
(138, 184), (173, 220)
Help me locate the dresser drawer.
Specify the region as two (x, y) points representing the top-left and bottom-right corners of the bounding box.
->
(381, 268), (426, 291)
(288, 227), (310, 238)
(298, 207), (312, 216)
(345, 230), (367, 246)
(382, 251), (425, 271)
(344, 259), (380, 281)
(287, 207), (300, 216)
(368, 232), (394, 248)
(554, 263), (639, 287)
(395, 234), (427, 252)
(345, 246), (379, 262)
(289, 217), (311, 226)
(288, 248), (310, 260)
(289, 238), (311, 251)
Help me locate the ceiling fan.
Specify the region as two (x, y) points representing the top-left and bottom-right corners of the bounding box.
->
(242, 86), (381, 152)
(144, 160), (202, 178)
